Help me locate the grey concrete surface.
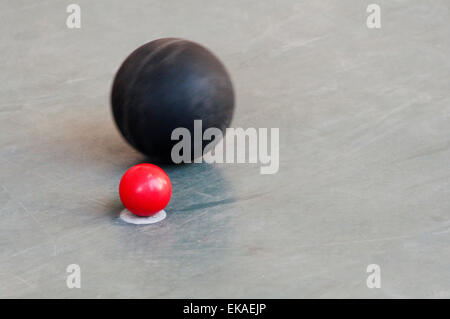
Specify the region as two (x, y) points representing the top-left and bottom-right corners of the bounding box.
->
(1, 0), (450, 298)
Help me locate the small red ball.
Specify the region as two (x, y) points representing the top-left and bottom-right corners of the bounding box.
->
(119, 163), (172, 217)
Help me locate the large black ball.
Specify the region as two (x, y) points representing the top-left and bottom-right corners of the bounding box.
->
(111, 38), (235, 163)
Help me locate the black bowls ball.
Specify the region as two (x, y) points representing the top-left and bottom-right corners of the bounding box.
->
(111, 38), (235, 163)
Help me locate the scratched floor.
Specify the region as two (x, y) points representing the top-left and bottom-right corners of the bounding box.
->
(1, 0), (449, 298)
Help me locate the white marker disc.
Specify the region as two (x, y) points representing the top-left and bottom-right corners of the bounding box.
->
(119, 209), (166, 225)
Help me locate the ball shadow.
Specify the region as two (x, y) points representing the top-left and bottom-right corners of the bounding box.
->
(35, 105), (236, 228)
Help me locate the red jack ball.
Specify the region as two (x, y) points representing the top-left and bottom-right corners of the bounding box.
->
(119, 163), (172, 217)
